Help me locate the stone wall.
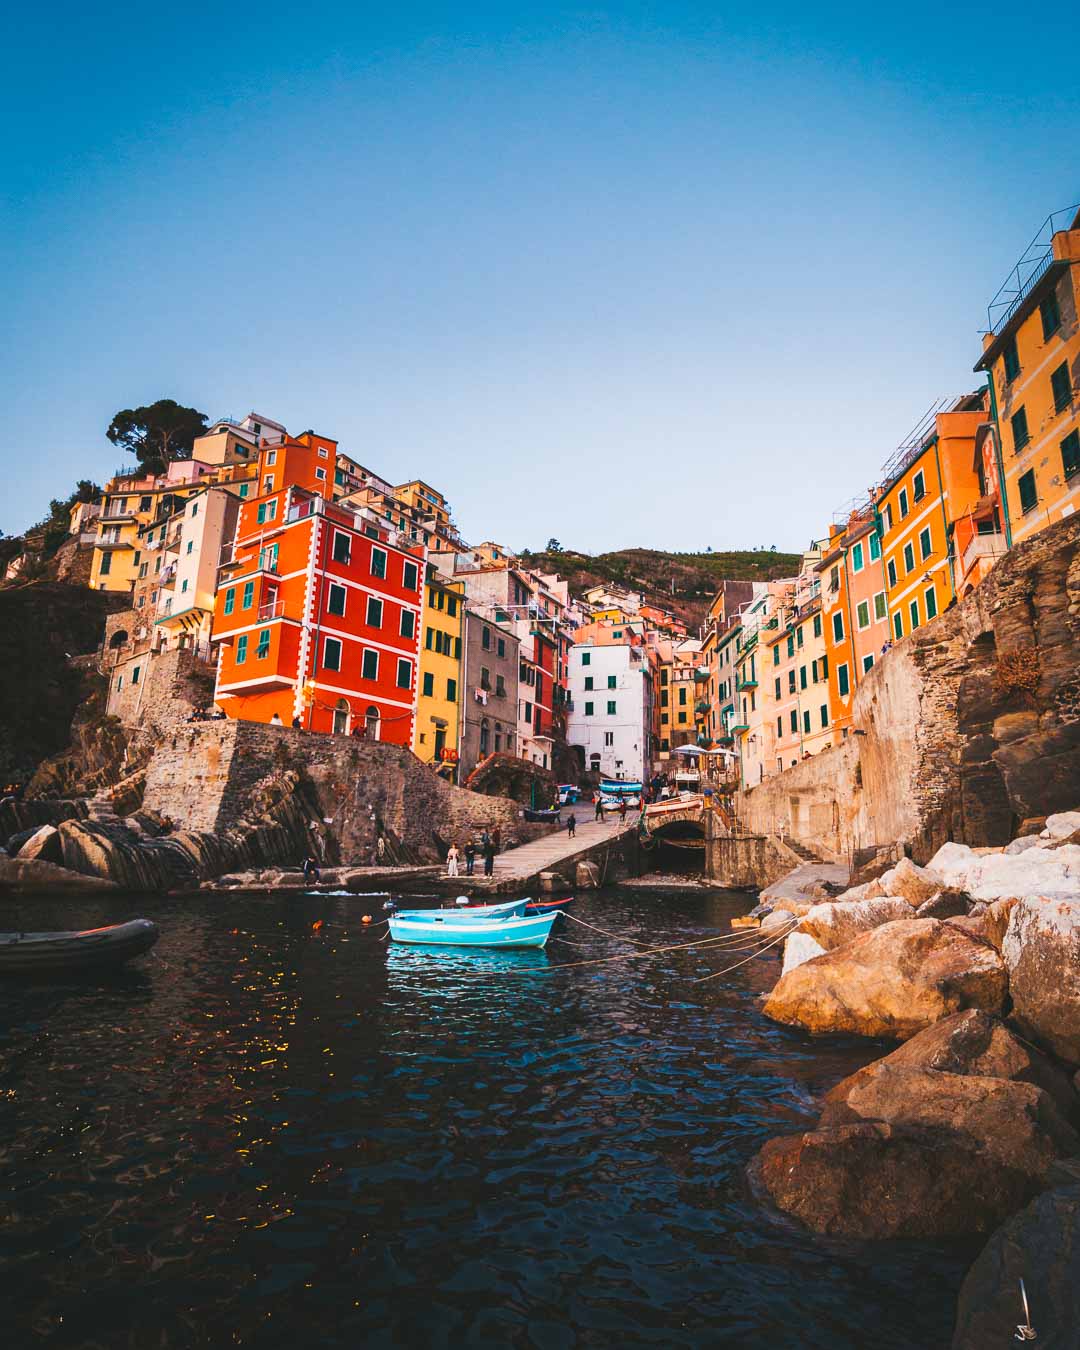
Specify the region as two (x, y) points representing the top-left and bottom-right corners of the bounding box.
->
(106, 641), (214, 732)
(734, 513), (1080, 864)
(143, 720), (541, 863)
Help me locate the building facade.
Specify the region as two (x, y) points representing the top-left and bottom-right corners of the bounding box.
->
(566, 637), (654, 782)
(413, 569), (464, 777)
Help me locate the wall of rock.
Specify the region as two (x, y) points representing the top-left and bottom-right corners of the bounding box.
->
(736, 513), (1080, 863)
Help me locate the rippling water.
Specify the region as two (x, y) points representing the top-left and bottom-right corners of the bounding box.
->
(0, 887), (973, 1348)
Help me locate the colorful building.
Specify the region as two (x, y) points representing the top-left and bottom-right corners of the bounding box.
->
(954, 423), (1007, 598)
(413, 568), (464, 777)
(211, 434), (424, 741)
(975, 207), (1080, 546)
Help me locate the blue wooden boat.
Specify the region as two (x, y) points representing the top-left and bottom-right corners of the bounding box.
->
(389, 911), (558, 948)
(391, 898), (529, 922)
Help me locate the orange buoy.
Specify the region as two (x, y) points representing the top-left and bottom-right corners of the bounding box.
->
(312, 920), (324, 933)
(361, 915), (372, 924)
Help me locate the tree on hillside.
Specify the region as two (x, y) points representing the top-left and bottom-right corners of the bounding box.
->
(106, 399), (208, 474)
(38, 481), (104, 556)
(546, 538), (563, 553)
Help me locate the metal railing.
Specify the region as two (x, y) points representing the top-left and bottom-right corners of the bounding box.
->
(987, 206), (1079, 335)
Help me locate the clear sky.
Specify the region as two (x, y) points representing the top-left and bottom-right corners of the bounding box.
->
(2, 3), (1074, 552)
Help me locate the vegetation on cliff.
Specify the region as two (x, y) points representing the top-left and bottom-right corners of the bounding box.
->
(519, 544), (802, 627)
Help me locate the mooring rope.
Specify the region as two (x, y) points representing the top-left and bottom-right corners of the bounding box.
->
(689, 923), (796, 983)
(560, 909), (797, 952)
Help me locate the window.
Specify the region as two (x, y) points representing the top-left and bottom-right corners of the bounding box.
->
(786, 634), (795, 658)
(581, 651), (591, 665)
(315, 467), (327, 482)
(265, 450), (277, 466)
(366, 597), (383, 628)
(482, 627), (491, 650)
(1063, 430), (1080, 480)
(862, 653), (874, 674)
(774, 677), (781, 699)
(1007, 406), (1031, 460)
(607, 675), (617, 689)
(495, 675), (506, 698)
(925, 586), (938, 621)
(239, 484), (249, 499)
(898, 487), (909, 518)
(332, 531), (351, 564)
(881, 503), (893, 534)
(181, 579), (188, 594)
(837, 663), (850, 697)
(584, 676), (594, 691)
(607, 700), (617, 715)
(887, 558), (897, 588)
(397, 658), (411, 689)
(773, 644), (780, 666)
(677, 711), (687, 724)
(1051, 362), (1072, 414)
(116, 673), (123, 690)
(1003, 336), (1020, 383)
(362, 649), (378, 680)
(913, 469), (926, 502)
(869, 532), (881, 562)
(796, 625), (804, 649)
(186, 540), (193, 554)
(1018, 468), (1038, 514)
(603, 731), (614, 747)
(909, 599), (920, 631)
(919, 526), (932, 560)
(446, 593), (458, 617)
(262, 477), (275, 495)
(256, 629), (270, 659)
(447, 678), (457, 702)
(788, 669), (796, 694)
(812, 614), (822, 638)
(893, 611), (903, 639)
(811, 659), (818, 682)
(903, 542), (915, 573)
(776, 715), (782, 737)
(328, 583), (346, 616)
(820, 704), (828, 728)
(851, 541), (864, 572)
(422, 672), (434, 696)
(789, 709), (798, 733)
(131, 665), (141, 685)
(224, 588), (235, 615)
(317, 446), (328, 459)
(242, 581), (254, 609)
(585, 701), (594, 716)
(800, 665), (807, 690)
(856, 600), (870, 629)
(874, 591), (888, 622)
(820, 654), (828, 677)
(403, 560), (418, 591)
(832, 611), (844, 643)
(236, 635), (248, 665)
(370, 547), (387, 579)
(400, 609), (415, 639)
(1040, 288), (1061, 340)
(803, 710), (811, 735)
(322, 636), (342, 671)
(497, 638), (505, 658)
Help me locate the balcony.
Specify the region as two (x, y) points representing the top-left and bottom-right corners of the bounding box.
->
(258, 599), (286, 622)
(694, 699), (710, 714)
(735, 676), (758, 691)
(961, 531), (1007, 576)
(730, 721), (749, 734)
(95, 536), (134, 550)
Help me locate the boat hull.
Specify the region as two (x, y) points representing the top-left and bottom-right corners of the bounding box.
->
(393, 898), (529, 923)
(389, 912), (557, 948)
(0, 920), (160, 976)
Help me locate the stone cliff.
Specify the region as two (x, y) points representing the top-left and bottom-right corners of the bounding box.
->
(736, 513), (1080, 863)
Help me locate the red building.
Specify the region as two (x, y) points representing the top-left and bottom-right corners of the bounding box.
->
(211, 434), (424, 742)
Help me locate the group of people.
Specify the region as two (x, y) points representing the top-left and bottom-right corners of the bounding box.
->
(268, 712), (305, 729)
(186, 707), (227, 723)
(446, 831), (498, 878)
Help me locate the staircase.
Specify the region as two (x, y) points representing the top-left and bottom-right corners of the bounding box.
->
(781, 835), (822, 863)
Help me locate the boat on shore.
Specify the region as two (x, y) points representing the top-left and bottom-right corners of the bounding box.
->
(0, 920), (159, 976)
(389, 911), (558, 948)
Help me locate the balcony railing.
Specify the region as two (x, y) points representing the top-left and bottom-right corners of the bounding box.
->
(961, 531), (1007, 576)
(258, 599), (286, 622)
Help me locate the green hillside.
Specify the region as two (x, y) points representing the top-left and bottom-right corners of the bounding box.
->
(519, 546), (803, 628)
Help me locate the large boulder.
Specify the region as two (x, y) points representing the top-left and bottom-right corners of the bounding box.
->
(952, 1183), (1080, 1348)
(824, 1010), (1078, 1124)
(798, 897), (913, 951)
(754, 1067), (1079, 1239)
(763, 919), (1007, 1040)
(0, 856), (118, 894)
(1002, 898), (1080, 1065)
(915, 888), (972, 920)
(927, 840), (1080, 902)
(1043, 810), (1080, 840)
(881, 856), (943, 908)
(16, 824), (63, 866)
(781, 932), (826, 975)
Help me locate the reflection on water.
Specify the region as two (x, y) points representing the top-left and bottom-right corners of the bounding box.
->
(0, 888), (972, 1348)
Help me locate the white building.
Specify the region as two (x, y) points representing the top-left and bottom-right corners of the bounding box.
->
(566, 640), (653, 783)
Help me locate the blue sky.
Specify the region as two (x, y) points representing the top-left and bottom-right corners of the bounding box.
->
(1, 3), (1074, 551)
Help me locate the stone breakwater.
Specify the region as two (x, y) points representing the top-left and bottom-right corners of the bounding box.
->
(747, 810), (1080, 1348)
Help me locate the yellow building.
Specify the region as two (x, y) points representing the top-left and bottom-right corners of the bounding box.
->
(414, 569), (464, 779)
(975, 207), (1080, 546)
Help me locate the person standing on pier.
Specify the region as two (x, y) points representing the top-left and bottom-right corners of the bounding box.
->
(464, 838), (476, 875)
(482, 832), (496, 877)
(594, 795), (604, 823)
(567, 812), (576, 838)
(446, 842), (460, 878)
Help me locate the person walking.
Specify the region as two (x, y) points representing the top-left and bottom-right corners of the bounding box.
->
(446, 843), (460, 878)
(595, 795), (604, 823)
(567, 812), (576, 839)
(464, 838), (477, 876)
(619, 798), (628, 823)
(482, 832), (496, 877)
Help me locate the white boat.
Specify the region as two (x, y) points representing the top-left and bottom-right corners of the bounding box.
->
(391, 898), (529, 923)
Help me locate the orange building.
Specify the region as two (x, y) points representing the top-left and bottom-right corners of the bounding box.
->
(211, 434), (424, 741)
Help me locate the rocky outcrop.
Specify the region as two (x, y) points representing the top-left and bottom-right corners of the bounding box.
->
(0, 856), (118, 894)
(780, 932), (826, 975)
(0, 796), (86, 845)
(16, 824), (63, 865)
(952, 1182), (1080, 1349)
(798, 897), (913, 950)
(764, 919), (1007, 1040)
(755, 1067), (1078, 1239)
(1002, 897), (1080, 1066)
(928, 840), (1080, 902)
(824, 1011), (1078, 1124)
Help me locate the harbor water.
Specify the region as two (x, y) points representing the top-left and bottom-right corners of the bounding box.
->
(0, 886), (974, 1347)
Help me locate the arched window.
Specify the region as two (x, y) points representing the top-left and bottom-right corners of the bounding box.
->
(332, 698), (350, 735)
(365, 706), (380, 740)
(108, 630), (129, 649)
